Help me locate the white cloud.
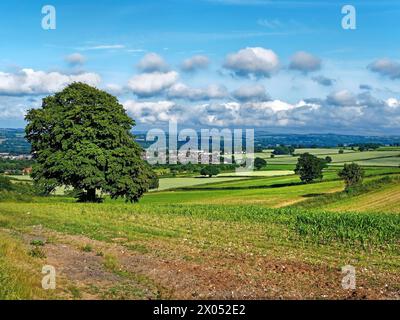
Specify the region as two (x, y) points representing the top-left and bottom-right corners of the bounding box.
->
(386, 98), (399, 108)
(326, 90), (356, 106)
(289, 51), (321, 73)
(167, 83), (227, 101)
(123, 100), (181, 123)
(181, 55), (210, 72)
(232, 84), (268, 101)
(0, 69), (101, 96)
(137, 53), (169, 72)
(368, 58), (400, 79)
(118, 90), (400, 134)
(127, 71), (179, 97)
(104, 83), (125, 95)
(223, 47), (280, 77)
(65, 53), (86, 66)
(251, 99), (297, 112)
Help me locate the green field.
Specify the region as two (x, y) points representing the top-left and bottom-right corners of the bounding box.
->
(217, 170), (294, 177)
(323, 182), (400, 213)
(263, 149), (400, 167)
(155, 176), (246, 191)
(1, 151), (400, 300)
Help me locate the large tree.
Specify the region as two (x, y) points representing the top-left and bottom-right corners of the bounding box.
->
(200, 166), (220, 177)
(338, 163), (365, 190)
(254, 157), (267, 170)
(25, 82), (157, 202)
(295, 153), (326, 183)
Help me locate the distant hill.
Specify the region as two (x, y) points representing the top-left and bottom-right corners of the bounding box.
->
(0, 129), (31, 155)
(2, 128), (400, 155)
(253, 132), (400, 148)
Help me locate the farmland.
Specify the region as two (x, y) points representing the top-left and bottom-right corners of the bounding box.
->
(265, 150), (400, 166)
(0, 147), (400, 300)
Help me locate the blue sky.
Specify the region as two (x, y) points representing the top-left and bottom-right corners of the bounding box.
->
(0, 0), (400, 134)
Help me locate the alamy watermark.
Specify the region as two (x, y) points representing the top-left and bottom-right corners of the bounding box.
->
(41, 5), (56, 30)
(341, 265), (356, 290)
(42, 265), (56, 290)
(342, 5), (356, 30)
(145, 121), (255, 173)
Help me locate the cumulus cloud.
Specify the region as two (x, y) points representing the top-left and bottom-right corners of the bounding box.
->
(289, 51), (321, 73)
(357, 92), (383, 108)
(0, 68), (101, 96)
(120, 90), (400, 134)
(137, 53), (169, 72)
(104, 83), (125, 95)
(368, 58), (400, 79)
(167, 83), (227, 101)
(123, 100), (184, 123)
(223, 47), (279, 77)
(127, 71), (178, 97)
(312, 75), (334, 86)
(65, 53), (86, 66)
(231, 84), (269, 101)
(181, 55), (210, 72)
(326, 90), (356, 106)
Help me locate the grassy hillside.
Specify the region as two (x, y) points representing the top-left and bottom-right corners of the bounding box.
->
(0, 198), (399, 299)
(0, 157), (399, 300)
(323, 181), (400, 213)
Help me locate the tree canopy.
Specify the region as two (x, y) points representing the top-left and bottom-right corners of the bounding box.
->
(338, 163), (365, 190)
(295, 153), (326, 183)
(254, 157), (267, 170)
(25, 82), (157, 202)
(200, 166), (220, 177)
(272, 145), (295, 155)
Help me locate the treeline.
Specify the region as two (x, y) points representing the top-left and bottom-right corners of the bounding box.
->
(0, 139), (31, 155)
(0, 159), (34, 174)
(152, 163), (239, 177)
(0, 176), (36, 201)
(349, 143), (381, 151)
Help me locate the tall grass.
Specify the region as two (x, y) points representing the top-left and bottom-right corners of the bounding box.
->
(0, 232), (52, 300)
(293, 210), (400, 248)
(294, 175), (399, 209)
(0, 199), (398, 252)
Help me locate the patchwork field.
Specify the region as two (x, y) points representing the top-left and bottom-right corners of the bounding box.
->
(0, 153), (399, 300)
(218, 170), (294, 177)
(324, 182), (400, 213)
(154, 176), (246, 191)
(253, 149), (400, 167)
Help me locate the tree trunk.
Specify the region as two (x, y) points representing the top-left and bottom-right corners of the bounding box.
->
(86, 188), (96, 202)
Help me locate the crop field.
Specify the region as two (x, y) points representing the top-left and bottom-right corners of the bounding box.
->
(231, 148), (356, 161)
(155, 177), (246, 191)
(294, 148), (356, 155)
(334, 157), (400, 167)
(323, 182), (400, 213)
(155, 171), (295, 191)
(265, 150), (400, 166)
(217, 170), (294, 177)
(0, 191), (399, 300)
(144, 179), (345, 207)
(0, 152), (399, 300)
